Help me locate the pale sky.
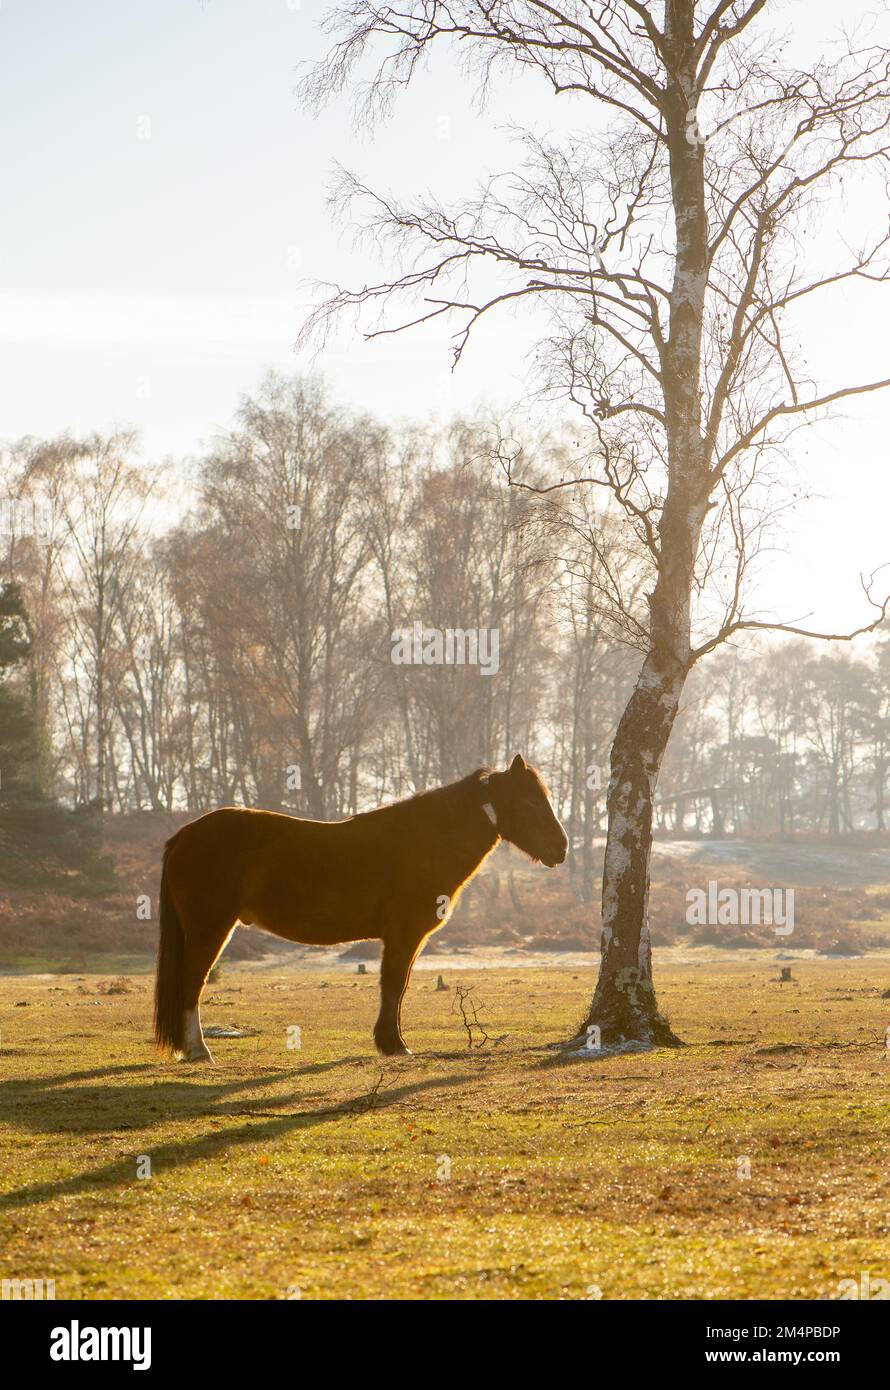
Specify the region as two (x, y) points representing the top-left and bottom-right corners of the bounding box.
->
(2, 0), (889, 636)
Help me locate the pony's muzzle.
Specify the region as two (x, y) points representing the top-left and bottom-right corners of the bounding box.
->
(542, 832), (569, 867)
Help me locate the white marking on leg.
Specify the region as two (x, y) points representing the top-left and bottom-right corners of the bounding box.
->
(182, 1006), (213, 1062)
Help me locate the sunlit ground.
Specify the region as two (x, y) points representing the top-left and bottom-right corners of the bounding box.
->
(1, 959), (888, 1300)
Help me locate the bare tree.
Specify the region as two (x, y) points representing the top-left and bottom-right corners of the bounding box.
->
(186, 375), (383, 818)
(49, 433), (150, 812)
(303, 0), (890, 1044)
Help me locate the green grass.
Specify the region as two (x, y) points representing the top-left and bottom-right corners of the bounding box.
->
(1, 960), (888, 1299)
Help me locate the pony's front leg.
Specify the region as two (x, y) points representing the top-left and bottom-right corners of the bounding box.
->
(374, 933), (424, 1056)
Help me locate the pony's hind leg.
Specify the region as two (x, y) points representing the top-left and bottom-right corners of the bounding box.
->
(180, 916), (236, 1063)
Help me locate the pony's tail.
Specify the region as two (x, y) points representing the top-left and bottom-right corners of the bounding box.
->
(154, 841), (185, 1056)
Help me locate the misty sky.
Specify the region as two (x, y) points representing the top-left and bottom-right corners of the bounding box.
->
(2, 0), (889, 634)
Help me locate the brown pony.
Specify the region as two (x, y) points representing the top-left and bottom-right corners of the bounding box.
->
(154, 754), (567, 1061)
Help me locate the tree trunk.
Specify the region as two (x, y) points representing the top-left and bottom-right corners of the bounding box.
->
(577, 657), (686, 1047)
(576, 1), (708, 1049)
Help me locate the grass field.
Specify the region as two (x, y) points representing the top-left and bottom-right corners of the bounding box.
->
(1, 957), (888, 1300)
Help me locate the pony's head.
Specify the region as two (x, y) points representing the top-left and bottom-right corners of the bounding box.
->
(482, 755), (568, 868)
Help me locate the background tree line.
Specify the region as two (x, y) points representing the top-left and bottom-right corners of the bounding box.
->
(3, 374), (890, 901)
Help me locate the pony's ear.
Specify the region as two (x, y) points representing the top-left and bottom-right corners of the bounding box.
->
(509, 754), (527, 776)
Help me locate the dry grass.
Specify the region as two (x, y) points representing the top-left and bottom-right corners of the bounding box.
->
(1, 957), (888, 1300)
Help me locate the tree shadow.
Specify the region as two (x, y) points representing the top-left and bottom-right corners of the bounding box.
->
(284, 1054), (371, 1076)
(0, 1067), (473, 1213)
(534, 1043), (661, 1069)
(0, 1053), (383, 1137)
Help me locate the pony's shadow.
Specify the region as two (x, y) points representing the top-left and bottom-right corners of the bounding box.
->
(0, 1062), (473, 1213)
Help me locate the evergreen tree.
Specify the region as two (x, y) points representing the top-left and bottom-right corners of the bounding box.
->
(0, 580), (114, 890)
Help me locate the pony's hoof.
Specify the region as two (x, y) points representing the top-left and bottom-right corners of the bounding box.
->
(181, 1046), (215, 1064)
(376, 1039), (413, 1057)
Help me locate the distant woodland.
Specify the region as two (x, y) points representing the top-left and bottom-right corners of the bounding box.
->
(3, 374), (890, 904)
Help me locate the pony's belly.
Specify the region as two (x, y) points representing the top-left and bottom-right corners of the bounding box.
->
(241, 865), (383, 945)
(275, 923), (374, 947)
(242, 907), (378, 948)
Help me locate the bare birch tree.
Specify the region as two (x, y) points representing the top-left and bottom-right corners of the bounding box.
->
(52, 433), (150, 812)
(303, 1), (890, 1043)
